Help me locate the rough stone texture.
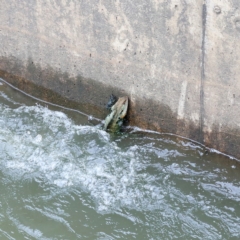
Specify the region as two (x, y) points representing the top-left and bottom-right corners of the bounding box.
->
(0, 0), (240, 159)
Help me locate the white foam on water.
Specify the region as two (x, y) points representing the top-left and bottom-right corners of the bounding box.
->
(1, 88), (240, 238)
(0, 103), (169, 213)
(129, 126), (240, 162)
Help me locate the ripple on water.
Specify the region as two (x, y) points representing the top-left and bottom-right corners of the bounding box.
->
(0, 90), (240, 239)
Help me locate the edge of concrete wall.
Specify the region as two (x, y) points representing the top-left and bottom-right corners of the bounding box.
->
(1, 0), (240, 159)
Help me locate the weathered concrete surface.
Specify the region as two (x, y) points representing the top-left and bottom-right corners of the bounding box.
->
(202, 1), (240, 158)
(0, 0), (240, 159)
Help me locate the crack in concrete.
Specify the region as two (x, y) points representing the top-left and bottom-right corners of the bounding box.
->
(199, 1), (207, 143)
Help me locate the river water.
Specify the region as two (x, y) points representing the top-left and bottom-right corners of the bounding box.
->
(0, 79), (240, 240)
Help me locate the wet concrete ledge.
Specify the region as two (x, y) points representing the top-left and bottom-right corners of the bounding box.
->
(1, 56), (240, 160)
(1, 0), (240, 160)
(0, 56), (185, 134)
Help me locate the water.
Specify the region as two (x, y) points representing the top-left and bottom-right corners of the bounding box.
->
(0, 79), (240, 240)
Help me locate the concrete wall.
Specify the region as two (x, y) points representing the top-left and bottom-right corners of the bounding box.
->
(0, 0), (240, 159)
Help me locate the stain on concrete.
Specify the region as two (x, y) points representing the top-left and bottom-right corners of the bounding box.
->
(234, 17), (240, 31)
(1, 55), (240, 159)
(204, 124), (240, 160)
